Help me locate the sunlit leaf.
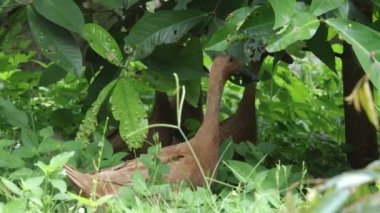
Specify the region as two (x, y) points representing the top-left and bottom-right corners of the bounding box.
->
(310, 0), (346, 16)
(326, 18), (380, 89)
(267, 12), (320, 52)
(83, 23), (123, 66)
(268, 0), (296, 29)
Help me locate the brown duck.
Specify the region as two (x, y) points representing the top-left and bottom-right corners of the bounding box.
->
(219, 57), (265, 145)
(64, 55), (254, 197)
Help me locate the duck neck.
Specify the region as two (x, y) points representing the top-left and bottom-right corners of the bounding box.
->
(236, 83), (256, 117)
(193, 70), (225, 146)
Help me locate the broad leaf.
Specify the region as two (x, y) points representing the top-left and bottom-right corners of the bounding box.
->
(183, 79), (201, 108)
(143, 39), (205, 80)
(83, 23), (123, 66)
(267, 12), (320, 52)
(76, 80), (117, 142)
(310, 0), (346, 16)
(137, 70), (176, 92)
(1, 177), (22, 196)
(0, 97), (28, 128)
(306, 24), (336, 71)
(239, 5), (275, 42)
(111, 78), (148, 148)
(49, 151), (75, 171)
(206, 7), (253, 51)
(39, 64), (67, 86)
(124, 10), (207, 59)
(0, 139), (16, 148)
(27, 6), (82, 77)
(268, 0), (296, 29)
(326, 18), (380, 89)
(92, 0), (139, 9)
(33, 0), (84, 34)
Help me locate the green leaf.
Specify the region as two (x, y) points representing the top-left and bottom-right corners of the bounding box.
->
(32, 0), (84, 34)
(38, 138), (62, 154)
(13, 146), (37, 159)
(39, 64), (67, 87)
(76, 80), (117, 142)
(0, 97), (28, 128)
(23, 176), (45, 190)
(239, 5), (275, 42)
(62, 140), (85, 151)
(143, 39), (205, 80)
(0, 139), (16, 148)
(1, 177), (22, 196)
(21, 127), (39, 147)
(27, 6), (82, 77)
(3, 199), (27, 213)
(51, 179), (67, 193)
(92, 0), (139, 9)
(183, 79), (201, 108)
(206, 7), (253, 51)
(49, 151), (75, 171)
(9, 168), (34, 180)
(267, 12), (320, 52)
(83, 23), (123, 66)
(132, 170), (149, 196)
(306, 24), (336, 71)
(310, 0), (346, 16)
(111, 78), (148, 148)
(124, 10), (207, 59)
(137, 70), (176, 92)
(325, 18), (380, 89)
(225, 160), (256, 183)
(268, 0), (296, 29)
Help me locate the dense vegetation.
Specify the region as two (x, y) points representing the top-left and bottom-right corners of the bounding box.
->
(0, 0), (380, 212)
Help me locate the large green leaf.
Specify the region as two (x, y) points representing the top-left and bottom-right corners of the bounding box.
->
(27, 6), (82, 77)
(306, 24), (336, 71)
(267, 12), (320, 52)
(76, 80), (117, 143)
(111, 78), (148, 148)
(33, 0), (84, 34)
(326, 18), (380, 89)
(239, 5), (275, 42)
(83, 23), (123, 66)
(137, 70), (176, 92)
(124, 10), (207, 59)
(309, 0), (346, 16)
(143, 39), (205, 80)
(39, 64), (67, 86)
(268, 0), (296, 29)
(0, 97), (28, 128)
(206, 7), (253, 51)
(92, 0), (139, 9)
(183, 79), (201, 108)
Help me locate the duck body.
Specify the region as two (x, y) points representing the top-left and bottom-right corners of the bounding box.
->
(65, 55), (251, 197)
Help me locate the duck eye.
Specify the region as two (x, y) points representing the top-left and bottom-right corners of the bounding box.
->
(228, 57), (234, 62)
